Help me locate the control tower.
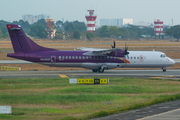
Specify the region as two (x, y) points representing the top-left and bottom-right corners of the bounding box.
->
(154, 19), (163, 35)
(45, 18), (56, 39)
(85, 10), (97, 32)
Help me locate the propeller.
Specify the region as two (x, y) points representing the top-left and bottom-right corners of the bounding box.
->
(124, 43), (129, 55)
(111, 40), (116, 48)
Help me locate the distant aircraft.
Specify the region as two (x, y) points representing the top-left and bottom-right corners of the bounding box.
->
(6, 24), (175, 73)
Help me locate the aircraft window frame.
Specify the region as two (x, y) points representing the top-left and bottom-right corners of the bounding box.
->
(90, 56), (92, 59)
(107, 56), (109, 59)
(83, 56), (85, 59)
(79, 56), (81, 59)
(59, 56), (61, 59)
(66, 56), (68, 59)
(69, 56), (71, 59)
(86, 56), (88, 59)
(131, 57), (133, 59)
(111, 56), (113, 59)
(134, 57), (136, 59)
(72, 56), (74, 59)
(160, 54), (167, 58)
(62, 56), (64, 59)
(137, 57), (139, 59)
(76, 56), (78, 59)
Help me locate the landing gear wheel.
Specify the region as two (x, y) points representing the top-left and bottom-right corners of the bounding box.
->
(163, 69), (166, 72)
(92, 69), (98, 72)
(162, 67), (167, 72)
(98, 68), (104, 73)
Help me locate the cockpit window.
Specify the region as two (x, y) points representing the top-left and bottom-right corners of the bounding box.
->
(160, 54), (167, 58)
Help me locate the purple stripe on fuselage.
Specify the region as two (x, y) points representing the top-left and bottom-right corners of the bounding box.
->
(7, 50), (126, 63)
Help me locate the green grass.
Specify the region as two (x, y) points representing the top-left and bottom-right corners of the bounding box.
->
(0, 77), (180, 120)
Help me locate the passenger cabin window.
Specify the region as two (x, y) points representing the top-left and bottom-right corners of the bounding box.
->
(66, 56), (68, 59)
(86, 56), (88, 59)
(76, 56), (78, 59)
(83, 56), (85, 59)
(160, 54), (167, 58)
(69, 56), (71, 59)
(79, 56), (81, 59)
(72, 56), (74, 59)
(137, 57), (139, 59)
(62, 56), (64, 59)
(131, 57), (133, 59)
(134, 57), (136, 59)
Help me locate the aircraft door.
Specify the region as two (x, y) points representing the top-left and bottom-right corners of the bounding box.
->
(51, 56), (56, 66)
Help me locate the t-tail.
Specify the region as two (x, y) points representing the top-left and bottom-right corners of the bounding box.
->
(6, 24), (55, 53)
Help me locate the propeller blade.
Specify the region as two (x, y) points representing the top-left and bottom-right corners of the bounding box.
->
(124, 43), (129, 55)
(111, 40), (116, 48)
(114, 40), (116, 48)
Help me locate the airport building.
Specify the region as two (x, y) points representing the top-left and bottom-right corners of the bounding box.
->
(22, 14), (50, 24)
(100, 18), (133, 27)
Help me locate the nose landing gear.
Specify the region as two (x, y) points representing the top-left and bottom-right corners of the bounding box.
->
(162, 67), (167, 72)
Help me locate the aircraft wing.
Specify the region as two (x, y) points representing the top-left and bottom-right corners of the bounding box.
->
(77, 47), (120, 56)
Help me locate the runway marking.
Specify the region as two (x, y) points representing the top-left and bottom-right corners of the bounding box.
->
(136, 108), (180, 120)
(59, 75), (68, 78)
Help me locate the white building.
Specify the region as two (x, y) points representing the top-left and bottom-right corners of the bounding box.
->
(22, 14), (50, 24)
(122, 18), (133, 26)
(100, 18), (133, 27)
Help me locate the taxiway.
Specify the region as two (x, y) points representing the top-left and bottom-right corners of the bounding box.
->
(0, 69), (180, 78)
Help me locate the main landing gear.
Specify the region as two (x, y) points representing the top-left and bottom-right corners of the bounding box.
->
(92, 69), (98, 72)
(92, 65), (107, 73)
(92, 68), (104, 73)
(162, 67), (167, 72)
(92, 68), (105, 73)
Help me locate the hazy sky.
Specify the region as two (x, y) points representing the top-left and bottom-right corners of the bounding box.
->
(0, 0), (180, 26)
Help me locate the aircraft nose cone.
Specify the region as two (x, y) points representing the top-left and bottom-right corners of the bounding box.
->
(169, 58), (175, 65)
(171, 59), (175, 64)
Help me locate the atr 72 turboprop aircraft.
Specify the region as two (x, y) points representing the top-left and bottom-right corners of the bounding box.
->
(6, 24), (175, 73)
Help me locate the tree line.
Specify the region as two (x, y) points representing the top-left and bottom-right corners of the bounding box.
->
(0, 19), (180, 41)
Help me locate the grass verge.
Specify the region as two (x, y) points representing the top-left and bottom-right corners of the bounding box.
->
(0, 77), (180, 120)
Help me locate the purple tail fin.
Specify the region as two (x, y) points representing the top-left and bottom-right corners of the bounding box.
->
(7, 24), (55, 53)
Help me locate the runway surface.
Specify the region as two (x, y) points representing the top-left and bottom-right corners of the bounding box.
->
(0, 69), (180, 79)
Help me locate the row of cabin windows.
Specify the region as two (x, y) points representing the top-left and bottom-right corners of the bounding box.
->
(127, 56), (146, 59)
(59, 56), (146, 60)
(59, 56), (117, 60)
